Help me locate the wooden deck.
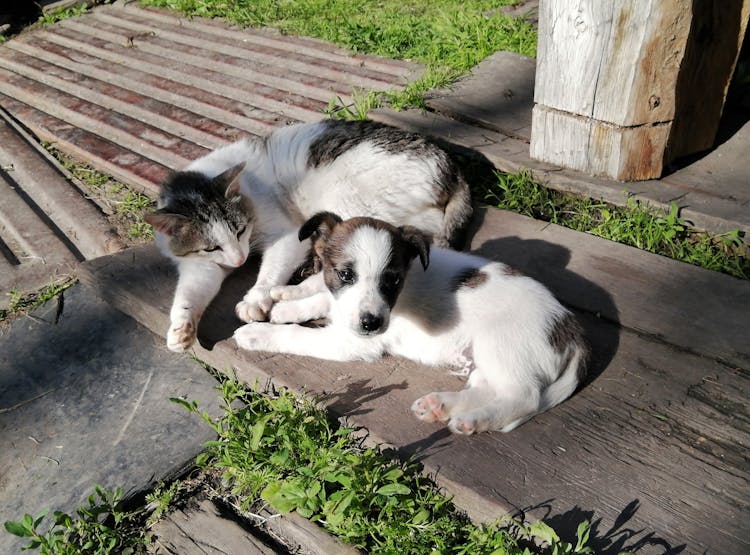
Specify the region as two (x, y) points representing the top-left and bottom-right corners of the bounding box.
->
(3, 3), (749, 553)
(80, 206), (750, 554)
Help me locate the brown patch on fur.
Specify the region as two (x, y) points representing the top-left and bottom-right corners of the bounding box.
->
(451, 268), (488, 291)
(502, 264), (523, 276)
(549, 312), (590, 382)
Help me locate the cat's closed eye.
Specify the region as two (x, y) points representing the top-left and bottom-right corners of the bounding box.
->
(204, 245), (222, 253)
(236, 225), (247, 238)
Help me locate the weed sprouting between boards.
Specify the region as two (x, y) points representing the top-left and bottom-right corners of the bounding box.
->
(4, 486), (150, 555)
(0, 276), (76, 326)
(171, 378), (595, 554)
(485, 170), (750, 280)
(41, 143), (155, 243)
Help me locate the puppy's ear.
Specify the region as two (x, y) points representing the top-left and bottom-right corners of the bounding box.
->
(298, 211), (342, 242)
(399, 226), (431, 270)
(144, 209), (190, 236)
(216, 162), (246, 198)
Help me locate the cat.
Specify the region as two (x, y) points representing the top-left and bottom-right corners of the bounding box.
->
(145, 119), (474, 352)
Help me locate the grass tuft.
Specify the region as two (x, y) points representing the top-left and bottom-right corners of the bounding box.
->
(38, 4), (89, 27)
(1, 276), (76, 326)
(171, 377), (595, 554)
(42, 143), (155, 244)
(485, 170), (750, 279)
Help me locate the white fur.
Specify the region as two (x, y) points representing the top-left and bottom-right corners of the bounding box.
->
(160, 121), (466, 351)
(235, 223), (587, 434)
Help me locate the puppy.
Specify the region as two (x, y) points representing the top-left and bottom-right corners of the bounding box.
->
(234, 212), (589, 434)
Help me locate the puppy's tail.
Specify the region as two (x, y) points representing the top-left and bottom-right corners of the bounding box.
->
(539, 336), (590, 413)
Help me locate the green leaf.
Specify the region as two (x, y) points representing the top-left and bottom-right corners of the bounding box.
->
(4, 520), (33, 537)
(250, 414), (272, 451)
(528, 520), (560, 544)
(169, 396), (198, 412)
(375, 483), (411, 496)
(411, 508), (430, 524)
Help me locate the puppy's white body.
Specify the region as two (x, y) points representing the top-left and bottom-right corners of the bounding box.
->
(153, 120), (472, 350)
(235, 217), (588, 434)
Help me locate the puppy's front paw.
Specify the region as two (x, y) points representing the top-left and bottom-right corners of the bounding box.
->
(268, 301), (302, 324)
(166, 318), (196, 352)
(233, 322), (279, 352)
(236, 288), (274, 322)
(448, 415), (479, 435)
(411, 394), (450, 423)
(270, 285), (298, 302)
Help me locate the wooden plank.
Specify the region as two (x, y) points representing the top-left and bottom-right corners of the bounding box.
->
(0, 92), (170, 196)
(428, 51), (535, 140)
(150, 500), (279, 555)
(99, 5), (403, 91)
(0, 109), (122, 260)
(79, 209), (750, 553)
(8, 36), (278, 141)
(0, 68), (201, 170)
(129, 3), (421, 79)
(46, 22), (330, 122)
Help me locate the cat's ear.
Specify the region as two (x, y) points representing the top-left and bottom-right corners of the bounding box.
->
(144, 210), (190, 236)
(398, 225), (431, 270)
(298, 211), (342, 243)
(215, 162), (246, 198)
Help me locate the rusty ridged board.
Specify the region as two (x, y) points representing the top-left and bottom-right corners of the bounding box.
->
(0, 2), (421, 196)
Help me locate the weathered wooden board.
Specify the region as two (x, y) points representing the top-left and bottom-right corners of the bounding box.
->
(150, 500), (280, 554)
(80, 207), (750, 554)
(150, 499), (360, 554)
(531, 0), (750, 179)
(428, 51), (535, 140)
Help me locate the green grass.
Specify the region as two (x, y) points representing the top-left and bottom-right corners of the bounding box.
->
(5, 486), (151, 555)
(38, 4), (89, 27)
(140, 0), (536, 111)
(170, 377), (595, 554)
(0, 276), (76, 326)
(485, 170), (750, 280)
(42, 144), (155, 243)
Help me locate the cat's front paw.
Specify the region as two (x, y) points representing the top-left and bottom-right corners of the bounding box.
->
(236, 288), (274, 322)
(411, 394), (450, 423)
(233, 322), (280, 352)
(166, 318), (197, 352)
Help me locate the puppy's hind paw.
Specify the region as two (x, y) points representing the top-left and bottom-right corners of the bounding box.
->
(411, 394), (449, 423)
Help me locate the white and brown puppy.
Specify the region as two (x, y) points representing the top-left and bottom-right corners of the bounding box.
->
(234, 212), (589, 434)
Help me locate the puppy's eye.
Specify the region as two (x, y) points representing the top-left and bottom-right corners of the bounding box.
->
(336, 268), (355, 284)
(204, 245), (222, 253)
(236, 225), (247, 238)
(383, 273), (401, 289)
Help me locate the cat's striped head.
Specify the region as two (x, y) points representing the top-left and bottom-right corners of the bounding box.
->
(145, 163), (254, 268)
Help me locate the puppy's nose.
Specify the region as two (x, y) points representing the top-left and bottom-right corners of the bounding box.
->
(360, 313), (383, 333)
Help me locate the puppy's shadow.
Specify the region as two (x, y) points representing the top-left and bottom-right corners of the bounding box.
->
(473, 233), (620, 386)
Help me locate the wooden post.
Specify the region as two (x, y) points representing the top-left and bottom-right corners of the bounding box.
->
(530, 0), (750, 181)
